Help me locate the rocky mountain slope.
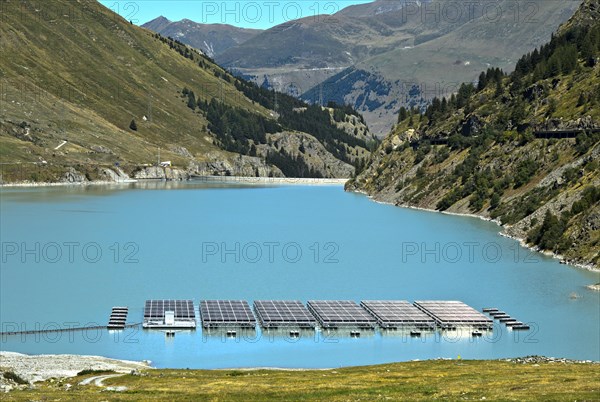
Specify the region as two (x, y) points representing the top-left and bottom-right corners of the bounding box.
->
(347, 0), (600, 267)
(206, 0), (580, 136)
(0, 0), (372, 183)
(142, 16), (261, 58)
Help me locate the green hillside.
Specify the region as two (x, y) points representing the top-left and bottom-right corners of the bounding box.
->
(348, 0), (600, 267)
(0, 0), (371, 182)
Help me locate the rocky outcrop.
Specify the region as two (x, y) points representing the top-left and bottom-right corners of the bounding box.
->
(61, 167), (87, 183)
(100, 167), (133, 182)
(90, 145), (114, 155)
(189, 155), (284, 178)
(259, 131), (355, 178)
(132, 166), (189, 181)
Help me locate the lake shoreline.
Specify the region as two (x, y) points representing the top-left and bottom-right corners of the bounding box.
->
(1, 351), (597, 387)
(0, 176), (348, 188)
(351, 189), (600, 273)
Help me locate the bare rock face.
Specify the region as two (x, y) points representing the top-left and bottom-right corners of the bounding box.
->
(132, 166), (189, 181)
(90, 145), (114, 155)
(169, 146), (193, 158)
(100, 167), (133, 182)
(537, 116), (599, 131)
(61, 167), (87, 183)
(258, 131), (355, 178)
(188, 155), (284, 178)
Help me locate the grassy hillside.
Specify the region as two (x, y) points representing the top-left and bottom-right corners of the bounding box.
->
(348, 0), (600, 267)
(2, 359), (599, 401)
(0, 0), (370, 183)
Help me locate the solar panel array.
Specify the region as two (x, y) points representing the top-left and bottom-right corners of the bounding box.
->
(143, 300), (196, 328)
(139, 299), (493, 331)
(200, 300), (257, 328)
(254, 300), (317, 328)
(307, 300), (376, 328)
(144, 300), (195, 320)
(360, 300), (435, 329)
(414, 301), (492, 328)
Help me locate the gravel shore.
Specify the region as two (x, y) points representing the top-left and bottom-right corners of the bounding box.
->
(0, 351), (150, 384)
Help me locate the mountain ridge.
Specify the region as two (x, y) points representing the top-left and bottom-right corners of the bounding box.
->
(347, 0), (600, 268)
(0, 0), (371, 183)
(141, 16), (262, 58)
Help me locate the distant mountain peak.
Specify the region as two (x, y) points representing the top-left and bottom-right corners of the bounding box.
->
(142, 15), (173, 32)
(146, 15), (171, 25)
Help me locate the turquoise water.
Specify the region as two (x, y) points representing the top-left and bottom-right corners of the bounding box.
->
(1, 181), (598, 368)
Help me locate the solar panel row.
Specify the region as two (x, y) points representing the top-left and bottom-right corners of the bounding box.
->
(307, 300), (377, 329)
(360, 300), (436, 329)
(254, 300), (316, 328)
(414, 301), (493, 329)
(142, 300), (494, 330)
(200, 300), (256, 328)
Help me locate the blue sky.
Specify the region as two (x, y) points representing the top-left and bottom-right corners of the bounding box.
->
(99, 1), (374, 29)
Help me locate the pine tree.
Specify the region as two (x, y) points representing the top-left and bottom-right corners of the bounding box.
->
(494, 79), (503, 98)
(477, 72), (487, 91)
(441, 97), (448, 114)
(187, 91), (197, 110)
(398, 107), (408, 122)
(129, 119), (137, 131)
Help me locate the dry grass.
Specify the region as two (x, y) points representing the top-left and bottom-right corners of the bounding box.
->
(4, 360), (600, 401)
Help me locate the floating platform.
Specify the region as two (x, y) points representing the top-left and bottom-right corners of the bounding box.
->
(512, 325), (531, 331)
(414, 301), (493, 330)
(505, 321), (524, 327)
(143, 300), (196, 329)
(107, 306), (128, 330)
(489, 311), (506, 317)
(254, 300), (316, 329)
(307, 300), (376, 329)
(493, 314), (511, 320)
(360, 300), (436, 330)
(482, 308), (498, 313)
(199, 300), (256, 328)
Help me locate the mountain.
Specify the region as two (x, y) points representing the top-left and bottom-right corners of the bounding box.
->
(0, 0), (372, 183)
(141, 16), (173, 32)
(347, 0), (600, 267)
(212, 0), (581, 136)
(141, 17), (261, 58)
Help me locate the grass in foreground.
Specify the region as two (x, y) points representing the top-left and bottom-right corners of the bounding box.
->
(4, 360), (600, 401)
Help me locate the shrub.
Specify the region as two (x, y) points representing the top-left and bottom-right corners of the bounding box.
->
(3, 371), (28, 384)
(513, 159), (539, 188)
(77, 369), (116, 376)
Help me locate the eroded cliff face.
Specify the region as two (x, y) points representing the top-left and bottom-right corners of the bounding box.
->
(256, 132), (356, 179)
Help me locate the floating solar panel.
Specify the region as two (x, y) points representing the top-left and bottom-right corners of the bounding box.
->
(143, 300), (196, 329)
(254, 300), (317, 329)
(199, 300), (256, 328)
(307, 300), (376, 329)
(360, 300), (436, 329)
(413, 301), (492, 329)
